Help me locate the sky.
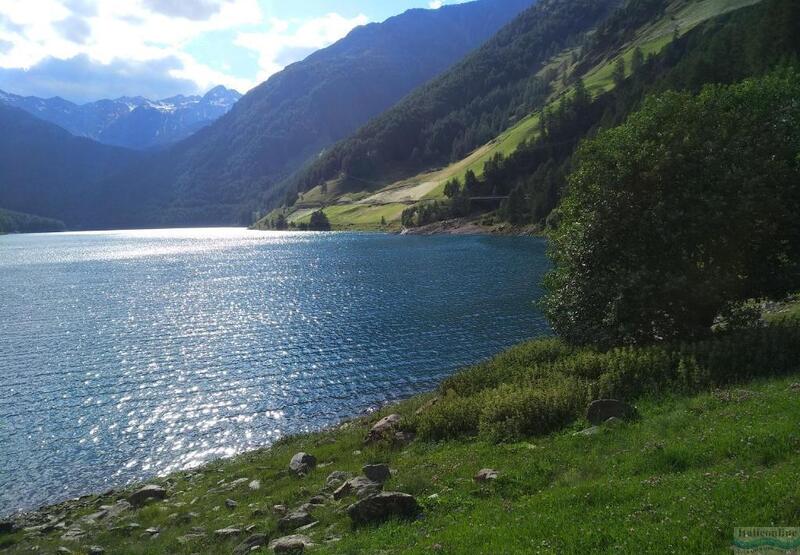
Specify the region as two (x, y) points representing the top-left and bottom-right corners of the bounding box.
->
(0, 0), (464, 103)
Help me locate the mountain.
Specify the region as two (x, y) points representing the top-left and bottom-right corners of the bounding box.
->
(0, 86), (241, 150)
(290, 0), (623, 195)
(266, 0), (796, 232)
(0, 104), (145, 228)
(115, 0), (536, 226)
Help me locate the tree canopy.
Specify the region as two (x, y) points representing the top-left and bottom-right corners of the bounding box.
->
(542, 70), (800, 347)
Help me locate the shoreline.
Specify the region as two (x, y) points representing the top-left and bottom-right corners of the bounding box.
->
(399, 217), (540, 236)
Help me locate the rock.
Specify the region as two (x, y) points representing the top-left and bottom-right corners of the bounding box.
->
(278, 509), (314, 531)
(289, 452), (317, 475)
(60, 525), (85, 542)
(365, 414), (402, 443)
(574, 426), (601, 436)
(273, 504), (288, 515)
(225, 499), (239, 509)
(57, 548), (73, 554)
(394, 431), (416, 445)
(325, 471), (351, 489)
(269, 534), (314, 554)
(347, 492), (421, 525)
(0, 519), (17, 533)
(144, 527), (159, 535)
(333, 476), (383, 500)
(474, 469), (499, 483)
(88, 547), (105, 555)
(362, 464), (391, 483)
(790, 382), (800, 391)
(308, 495), (327, 505)
(128, 484), (167, 506)
(234, 533), (268, 555)
(604, 416), (624, 427)
(586, 399), (637, 425)
(248, 480), (261, 490)
(177, 531), (206, 544)
(295, 521), (319, 532)
(214, 527), (243, 538)
(415, 397), (439, 415)
(102, 500), (131, 520)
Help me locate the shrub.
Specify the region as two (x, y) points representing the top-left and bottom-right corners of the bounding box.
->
(478, 379), (587, 443)
(417, 315), (800, 443)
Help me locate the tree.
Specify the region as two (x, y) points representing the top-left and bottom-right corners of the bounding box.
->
(443, 178), (462, 198)
(464, 170), (480, 195)
(612, 57), (626, 88)
(308, 210), (331, 231)
(542, 70), (800, 347)
(274, 213), (288, 230)
(631, 47), (645, 74)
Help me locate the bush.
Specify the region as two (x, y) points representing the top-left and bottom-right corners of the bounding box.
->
(478, 379), (587, 443)
(417, 315), (800, 443)
(543, 70), (800, 346)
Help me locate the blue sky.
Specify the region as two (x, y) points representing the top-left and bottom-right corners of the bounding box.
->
(0, 0), (465, 103)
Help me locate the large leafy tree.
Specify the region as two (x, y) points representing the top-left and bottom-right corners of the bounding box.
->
(543, 70), (800, 346)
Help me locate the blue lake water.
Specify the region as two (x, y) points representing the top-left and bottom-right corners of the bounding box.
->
(0, 228), (551, 515)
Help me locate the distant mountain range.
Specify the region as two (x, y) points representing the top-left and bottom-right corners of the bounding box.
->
(0, 86), (241, 150)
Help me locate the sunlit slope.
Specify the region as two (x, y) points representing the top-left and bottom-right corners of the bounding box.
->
(256, 0), (763, 231)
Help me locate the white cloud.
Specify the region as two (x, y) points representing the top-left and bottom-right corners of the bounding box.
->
(0, 0), (365, 101)
(235, 12), (369, 83)
(429, 1), (443, 9)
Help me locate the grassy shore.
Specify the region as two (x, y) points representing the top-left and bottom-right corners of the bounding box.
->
(2, 306), (799, 554)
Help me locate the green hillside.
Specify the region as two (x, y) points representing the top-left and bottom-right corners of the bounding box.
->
(261, 0), (775, 232)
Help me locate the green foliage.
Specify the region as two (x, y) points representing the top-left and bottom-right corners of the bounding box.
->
(0, 208), (65, 233)
(416, 316), (800, 442)
(543, 70), (800, 346)
(308, 210), (331, 231)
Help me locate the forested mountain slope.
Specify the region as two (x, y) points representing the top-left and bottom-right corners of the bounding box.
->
(290, 0), (622, 196)
(0, 105), (145, 229)
(1, 0), (533, 229)
(123, 0), (536, 226)
(266, 0), (796, 232)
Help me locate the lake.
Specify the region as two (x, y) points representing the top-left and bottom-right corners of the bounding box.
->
(0, 228), (550, 515)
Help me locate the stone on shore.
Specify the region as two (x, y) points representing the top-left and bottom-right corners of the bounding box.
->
(347, 492), (421, 525)
(278, 509), (314, 531)
(127, 484), (167, 507)
(269, 534), (314, 553)
(325, 471), (351, 490)
(586, 399), (638, 425)
(234, 533), (268, 555)
(365, 414), (402, 443)
(333, 476), (383, 500)
(289, 452), (317, 475)
(362, 464), (391, 483)
(214, 527), (243, 538)
(474, 469), (499, 483)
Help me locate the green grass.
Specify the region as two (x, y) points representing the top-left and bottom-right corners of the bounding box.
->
(5, 306), (799, 554)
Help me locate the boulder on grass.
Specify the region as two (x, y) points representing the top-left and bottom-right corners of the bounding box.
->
(333, 476), (382, 500)
(269, 534), (314, 553)
(362, 464), (391, 483)
(474, 469), (499, 483)
(586, 399), (637, 425)
(289, 452), (317, 475)
(234, 533), (268, 555)
(278, 509), (313, 532)
(365, 414), (402, 443)
(347, 492), (421, 526)
(127, 485), (167, 506)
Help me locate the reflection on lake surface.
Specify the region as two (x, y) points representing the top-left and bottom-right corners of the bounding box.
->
(0, 228), (550, 514)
